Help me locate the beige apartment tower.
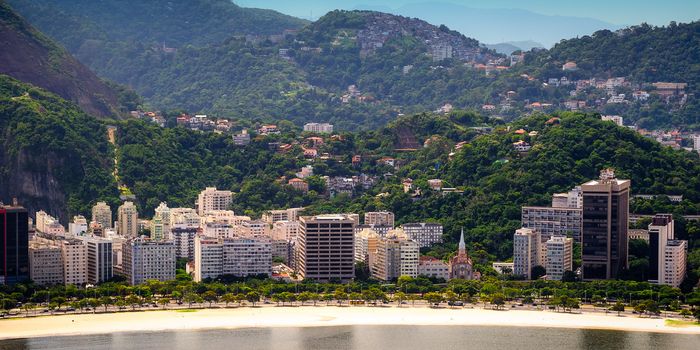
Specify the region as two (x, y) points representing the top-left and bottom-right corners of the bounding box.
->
(197, 187), (233, 215)
(92, 201), (112, 229)
(117, 201), (139, 237)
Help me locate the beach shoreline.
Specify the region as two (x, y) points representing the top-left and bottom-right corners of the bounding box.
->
(1, 305), (699, 340)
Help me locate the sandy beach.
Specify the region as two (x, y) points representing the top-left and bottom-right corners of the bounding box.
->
(1, 306), (699, 340)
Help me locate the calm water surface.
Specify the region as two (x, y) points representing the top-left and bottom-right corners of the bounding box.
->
(1, 326), (699, 350)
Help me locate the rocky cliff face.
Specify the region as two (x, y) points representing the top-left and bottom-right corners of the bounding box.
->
(0, 148), (68, 222)
(0, 2), (122, 118)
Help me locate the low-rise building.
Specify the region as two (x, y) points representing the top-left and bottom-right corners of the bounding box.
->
(418, 257), (449, 280)
(288, 178), (309, 193)
(491, 262), (514, 274)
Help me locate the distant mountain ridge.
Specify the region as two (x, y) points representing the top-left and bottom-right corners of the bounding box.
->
(356, 2), (619, 47)
(7, 0), (309, 49)
(0, 1), (123, 118)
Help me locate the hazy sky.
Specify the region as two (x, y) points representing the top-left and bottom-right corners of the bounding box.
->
(235, 0), (699, 26)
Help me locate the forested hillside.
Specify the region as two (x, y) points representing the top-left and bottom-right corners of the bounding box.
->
(0, 1), (127, 118)
(7, 0), (308, 50)
(8, 1), (700, 130)
(0, 75), (120, 222)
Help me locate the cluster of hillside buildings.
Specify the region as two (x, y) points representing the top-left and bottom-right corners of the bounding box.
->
(352, 12), (490, 63)
(1, 169), (689, 289)
(1, 186), (477, 287)
(503, 169), (688, 287)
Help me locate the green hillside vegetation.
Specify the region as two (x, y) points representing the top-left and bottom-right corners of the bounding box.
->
(8, 2), (700, 129)
(7, 0), (308, 49)
(0, 1), (134, 118)
(0, 75), (120, 219)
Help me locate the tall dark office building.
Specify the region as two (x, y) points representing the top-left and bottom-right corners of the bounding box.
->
(581, 169), (630, 280)
(1, 202), (30, 284)
(295, 214), (355, 282)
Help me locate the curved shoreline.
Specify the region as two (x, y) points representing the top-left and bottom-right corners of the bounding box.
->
(1, 306), (699, 340)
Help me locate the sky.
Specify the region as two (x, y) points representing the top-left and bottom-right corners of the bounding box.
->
(235, 0), (699, 26)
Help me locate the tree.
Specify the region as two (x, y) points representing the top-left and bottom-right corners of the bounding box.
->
(394, 292), (407, 306)
(444, 291), (459, 308)
(490, 293), (506, 310)
(424, 292), (444, 307)
(246, 291), (260, 306)
(100, 296), (113, 312)
(0, 298), (17, 312)
(333, 289), (348, 306)
(158, 297), (170, 309)
(298, 291), (313, 306)
(52, 296), (66, 312)
(221, 293), (236, 307)
(202, 291), (219, 308)
(126, 295), (141, 310)
(531, 266), (546, 280)
(610, 301), (625, 316)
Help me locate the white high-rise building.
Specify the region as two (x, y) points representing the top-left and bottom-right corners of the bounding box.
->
(400, 223), (443, 248)
(513, 228), (541, 279)
(150, 202), (171, 241)
(364, 211), (395, 227)
(35, 211), (65, 235)
(194, 236), (272, 282)
(545, 236), (573, 281)
(117, 201), (139, 237)
(122, 238), (176, 285)
(171, 227), (198, 260)
(92, 201), (113, 229)
(194, 237), (224, 282)
(370, 230), (419, 281)
(197, 187), (233, 215)
(80, 236), (113, 284)
(60, 238), (87, 285)
(647, 214), (688, 287)
(662, 240), (687, 288)
(354, 228), (379, 263)
(29, 241), (64, 286)
(521, 206), (582, 242)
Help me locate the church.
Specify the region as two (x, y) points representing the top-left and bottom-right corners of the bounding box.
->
(449, 229), (480, 280)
